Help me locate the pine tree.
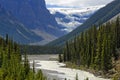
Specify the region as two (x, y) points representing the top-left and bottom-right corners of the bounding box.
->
(5, 34), (9, 46)
(95, 28), (102, 70)
(33, 60), (35, 73)
(62, 18), (119, 72)
(24, 52), (30, 75)
(59, 54), (62, 62)
(0, 35), (46, 80)
(75, 73), (78, 80)
(116, 17), (120, 48)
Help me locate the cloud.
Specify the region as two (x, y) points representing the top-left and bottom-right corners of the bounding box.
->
(45, 0), (114, 8)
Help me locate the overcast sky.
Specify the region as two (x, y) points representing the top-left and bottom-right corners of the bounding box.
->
(45, 0), (114, 8)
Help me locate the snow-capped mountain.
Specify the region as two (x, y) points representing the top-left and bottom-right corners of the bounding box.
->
(48, 5), (104, 32)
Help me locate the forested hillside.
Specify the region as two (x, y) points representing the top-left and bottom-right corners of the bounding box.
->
(0, 35), (46, 80)
(60, 17), (120, 79)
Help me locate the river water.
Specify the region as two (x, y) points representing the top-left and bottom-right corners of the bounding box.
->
(27, 55), (110, 80)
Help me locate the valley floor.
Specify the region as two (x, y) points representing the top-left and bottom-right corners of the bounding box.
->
(27, 55), (111, 80)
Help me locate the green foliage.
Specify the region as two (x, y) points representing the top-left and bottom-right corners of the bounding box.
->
(64, 78), (67, 80)
(85, 78), (89, 80)
(59, 54), (63, 62)
(20, 45), (61, 54)
(75, 74), (78, 80)
(62, 17), (120, 72)
(0, 36), (46, 80)
(112, 77), (118, 80)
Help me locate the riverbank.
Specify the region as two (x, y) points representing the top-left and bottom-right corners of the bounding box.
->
(65, 62), (110, 78)
(64, 59), (120, 80)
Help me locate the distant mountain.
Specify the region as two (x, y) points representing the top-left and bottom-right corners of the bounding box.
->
(48, 6), (103, 32)
(0, 0), (65, 44)
(47, 0), (120, 46)
(0, 5), (43, 44)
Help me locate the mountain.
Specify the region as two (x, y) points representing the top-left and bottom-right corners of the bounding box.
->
(0, 0), (65, 44)
(0, 5), (43, 44)
(48, 6), (103, 33)
(106, 13), (120, 23)
(47, 0), (120, 46)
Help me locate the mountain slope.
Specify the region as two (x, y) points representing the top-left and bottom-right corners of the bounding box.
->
(47, 0), (120, 46)
(0, 6), (43, 44)
(0, 0), (65, 43)
(48, 6), (103, 32)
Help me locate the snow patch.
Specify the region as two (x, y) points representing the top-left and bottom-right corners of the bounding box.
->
(48, 5), (104, 32)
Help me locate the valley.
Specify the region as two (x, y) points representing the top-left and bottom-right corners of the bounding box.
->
(0, 0), (120, 80)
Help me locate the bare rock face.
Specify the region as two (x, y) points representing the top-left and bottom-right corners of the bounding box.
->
(0, 5), (43, 44)
(0, 0), (65, 37)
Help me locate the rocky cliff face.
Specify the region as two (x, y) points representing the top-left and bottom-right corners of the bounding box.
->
(0, 0), (65, 39)
(0, 5), (43, 44)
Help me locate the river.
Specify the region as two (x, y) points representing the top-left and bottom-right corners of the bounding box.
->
(27, 55), (110, 80)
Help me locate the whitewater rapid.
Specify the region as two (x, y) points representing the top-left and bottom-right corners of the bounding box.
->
(29, 59), (110, 80)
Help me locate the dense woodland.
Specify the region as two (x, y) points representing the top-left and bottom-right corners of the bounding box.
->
(61, 17), (120, 79)
(0, 35), (46, 80)
(0, 36), (86, 80)
(20, 45), (61, 54)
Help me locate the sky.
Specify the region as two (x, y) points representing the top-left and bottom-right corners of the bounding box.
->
(45, 0), (114, 8)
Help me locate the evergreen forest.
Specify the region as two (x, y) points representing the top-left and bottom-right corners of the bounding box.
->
(0, 35), (46, 80)
(61, 17), (120, 78)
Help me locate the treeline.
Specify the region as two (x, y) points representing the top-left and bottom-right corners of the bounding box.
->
(61, 17), (120, 73)
(0, 35), (46, 80)
(20, 45), (61, 54)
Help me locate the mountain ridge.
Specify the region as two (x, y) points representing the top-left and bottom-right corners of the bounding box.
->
(48, 5), (103, 32)
(0, 0), (65, 44)
(47, 0), (120, 46)
(0, 5), (43, 44)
